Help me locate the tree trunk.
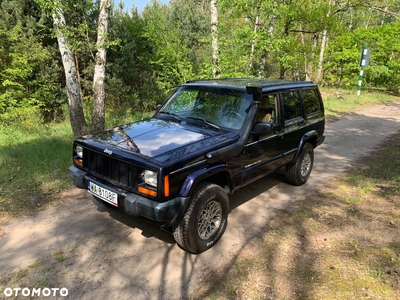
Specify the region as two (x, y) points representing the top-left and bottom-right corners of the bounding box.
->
(52, 7), (88, 137)
(306, 33), (318, 81)
(258, 49), (266, 78)
(316, 29), (328, 83)
(258, 14), (275, 77)
(210, 0), (220, 78)
(92, 0), (110, 133)
(247, 3), (262, 76)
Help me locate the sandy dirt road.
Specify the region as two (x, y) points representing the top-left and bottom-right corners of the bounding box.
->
(1, 101), (400, 299)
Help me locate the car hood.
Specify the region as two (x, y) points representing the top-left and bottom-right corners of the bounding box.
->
(86, 119), (237, 162)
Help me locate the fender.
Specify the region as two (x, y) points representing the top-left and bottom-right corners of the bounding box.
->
(178, 164), (234, 197)
(291, 130), (318, 162)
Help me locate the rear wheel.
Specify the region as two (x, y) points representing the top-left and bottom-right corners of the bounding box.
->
(285, 143), (314, 186)
(173, 183), (229, 254)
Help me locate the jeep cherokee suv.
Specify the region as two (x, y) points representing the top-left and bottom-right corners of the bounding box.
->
(69, 78), (325, 254)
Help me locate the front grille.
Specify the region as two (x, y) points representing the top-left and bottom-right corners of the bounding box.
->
(84, 149), (138, 190)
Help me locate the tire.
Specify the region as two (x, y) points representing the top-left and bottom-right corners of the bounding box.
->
(173, 183), (229, 254)
(285, 143), (314, 186)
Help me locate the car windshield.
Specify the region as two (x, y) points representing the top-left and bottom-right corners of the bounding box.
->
(157, 86), (252, 130)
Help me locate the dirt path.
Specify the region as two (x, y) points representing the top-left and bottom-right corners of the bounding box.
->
(1, 101), (400, 299)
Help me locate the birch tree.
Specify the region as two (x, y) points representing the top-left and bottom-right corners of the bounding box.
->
(316, 28), (328, 83)
(92, 0), (111, 133)
(38, 0), (110, 136)
(210, 0), (220, 78)
(52, 5), (88, 137)
(315, 1), (332, 83)
(247, 1), (262, 75)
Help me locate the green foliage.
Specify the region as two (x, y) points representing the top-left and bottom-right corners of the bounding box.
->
(1, 0), (400, 132)
(0, 4), (39, 110)
(0, 0), (65, 124)
(325, 22), (400, 91)
(142, 0), (201, 90)
(324, 34), (360, 87)
(216, 11), (250, 77)
(107, 5), (162, 114)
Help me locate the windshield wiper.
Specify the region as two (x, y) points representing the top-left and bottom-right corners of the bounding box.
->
(186, 116), (220, 130)
(159, 111), (181, 121)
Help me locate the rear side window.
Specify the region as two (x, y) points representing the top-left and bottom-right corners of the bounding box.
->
(281, 91), (302, 121)
(302, 89), (323, 118)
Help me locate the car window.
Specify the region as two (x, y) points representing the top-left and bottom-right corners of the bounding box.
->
(281, 90), (303, 121)
(166, 89), (197, 112)
(256, 94), (278, 124)
(301, 88), (323, 117)
(158, 86), (252, 130)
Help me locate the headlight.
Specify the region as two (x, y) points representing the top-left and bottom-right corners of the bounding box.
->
(142, 170), (158, 187)
(75, 145), (83, 158)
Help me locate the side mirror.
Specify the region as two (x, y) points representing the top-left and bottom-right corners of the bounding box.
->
(251, 122), (273, 135)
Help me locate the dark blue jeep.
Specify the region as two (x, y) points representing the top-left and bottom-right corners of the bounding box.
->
(69, 78), (325, 253)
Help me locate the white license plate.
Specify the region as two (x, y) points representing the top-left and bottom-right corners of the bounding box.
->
(88, 181), (118, 207)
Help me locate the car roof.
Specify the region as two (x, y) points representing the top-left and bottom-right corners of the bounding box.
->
(183, 78), (317, 93)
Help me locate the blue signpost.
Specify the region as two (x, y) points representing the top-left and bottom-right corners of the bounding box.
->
(357, 44), (370, 96)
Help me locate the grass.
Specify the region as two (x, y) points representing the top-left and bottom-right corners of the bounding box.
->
(193, 135), (400, 299)
(321, 87), (397, 117)
(0, 120), (74, 217)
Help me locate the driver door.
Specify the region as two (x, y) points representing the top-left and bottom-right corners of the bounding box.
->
(240, 93), (283, 185)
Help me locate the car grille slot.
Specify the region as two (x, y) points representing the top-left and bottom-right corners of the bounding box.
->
(85, 149), (137, 189)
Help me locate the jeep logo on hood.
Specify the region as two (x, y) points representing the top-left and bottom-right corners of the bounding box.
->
(104, 148), (113, 155)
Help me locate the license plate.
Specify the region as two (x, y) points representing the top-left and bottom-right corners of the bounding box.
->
(88, 181), (118, 207)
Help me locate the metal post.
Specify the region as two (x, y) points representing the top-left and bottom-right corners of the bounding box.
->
(357, 66), (364, 97)
(357, 44), (370, 97)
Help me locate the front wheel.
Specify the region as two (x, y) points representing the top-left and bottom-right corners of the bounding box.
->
(173, 183), (229, 254)
(285, 143), (314, 186)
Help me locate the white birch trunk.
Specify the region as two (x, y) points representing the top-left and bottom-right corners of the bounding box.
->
(306, 33), (318, 81)
(316, 29), (328, 83)
(210, 0), (220, 78)
(247, 3), (261, 75)
(92, 0), (110, 133)
(52, 7), (87, 137)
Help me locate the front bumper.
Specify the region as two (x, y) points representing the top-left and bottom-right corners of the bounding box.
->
(68, 165), (189, 227)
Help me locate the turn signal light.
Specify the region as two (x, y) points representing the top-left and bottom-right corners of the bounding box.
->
(73, 158), (83, 168)
(164, 175), (170, 197)
(138, 186), (157, 197)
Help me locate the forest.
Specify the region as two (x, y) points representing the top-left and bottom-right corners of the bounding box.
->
(0, 0), (399, 136)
